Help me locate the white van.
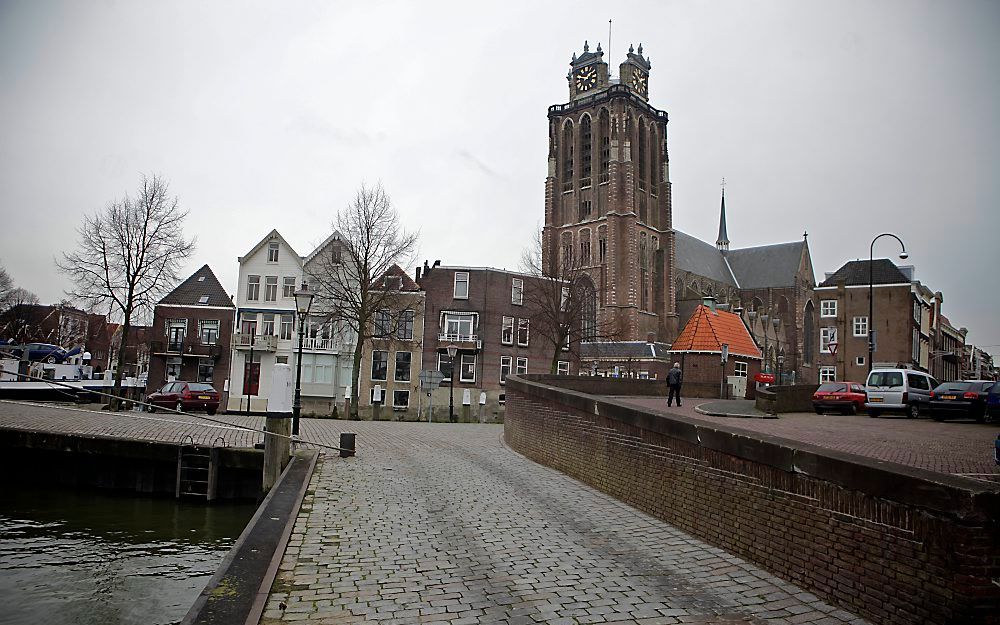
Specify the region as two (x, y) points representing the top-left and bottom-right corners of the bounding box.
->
(865, 368), (938, 418)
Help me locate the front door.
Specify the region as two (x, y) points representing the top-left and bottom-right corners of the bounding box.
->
(168, 325), (185, 352)
(243, 361), (260, 396)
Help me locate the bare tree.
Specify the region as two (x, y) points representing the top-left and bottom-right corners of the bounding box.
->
(0, 288), (41, 343)
(57, 174), (195, 408)
(520, 227), (616, 373)
(305, 183), (417, 418)
(0, 264), (12, 310)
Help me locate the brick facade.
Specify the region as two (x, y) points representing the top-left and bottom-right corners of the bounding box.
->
(505, 375), (1000, 625)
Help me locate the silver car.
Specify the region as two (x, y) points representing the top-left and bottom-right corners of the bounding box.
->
(865, 368), (938, 419)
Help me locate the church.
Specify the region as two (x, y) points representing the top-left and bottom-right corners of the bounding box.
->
(542, 41), (817, 383)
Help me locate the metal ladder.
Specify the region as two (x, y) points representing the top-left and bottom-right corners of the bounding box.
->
(176, 438), (219, 501)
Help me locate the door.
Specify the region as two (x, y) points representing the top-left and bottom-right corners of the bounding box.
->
(168, 325), (185, 352)
(243, 361), (260, 396)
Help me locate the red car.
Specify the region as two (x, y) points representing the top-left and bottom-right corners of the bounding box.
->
(147, 381), (220, 415)
(812, 381), (867, 415)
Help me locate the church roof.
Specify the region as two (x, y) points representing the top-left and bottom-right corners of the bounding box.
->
(580, 341), (673, 360)
(158, 265), (234, 308)
(672, 304), (761, 358)
(818, 259), (910, 287)
(726, 241), (806, 289)
(674, 231), (738, 286)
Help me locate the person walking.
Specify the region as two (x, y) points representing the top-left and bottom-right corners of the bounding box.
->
(667, 362), (683, 407)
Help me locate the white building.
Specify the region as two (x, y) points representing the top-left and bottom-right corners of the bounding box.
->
(227, 230), (357, 415)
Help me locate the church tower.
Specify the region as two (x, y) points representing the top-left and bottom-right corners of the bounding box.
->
(543, 41), (677, 342)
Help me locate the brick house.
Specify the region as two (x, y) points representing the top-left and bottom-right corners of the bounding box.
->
(416, 262), (564, 420)
(145, 265), (235, 397)
(669, 300), (762, 398)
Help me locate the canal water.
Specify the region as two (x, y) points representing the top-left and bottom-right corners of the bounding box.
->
(0, 484), (257, 625)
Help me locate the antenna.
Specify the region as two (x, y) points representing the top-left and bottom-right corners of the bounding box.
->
(608, 19), (612, 77)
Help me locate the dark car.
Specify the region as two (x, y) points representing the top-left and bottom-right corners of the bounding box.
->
(986, 382), (999, 425)
(929, 380), (995, 423)
(812, 382), (867, 415)
(5, 342), (74, 363)
(146, 381), (220, 415)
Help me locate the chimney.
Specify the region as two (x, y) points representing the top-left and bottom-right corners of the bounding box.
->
(433, 260), (441, 268)
(733, 307), (744, 315)
(415, 266), (422, 281)
(702, 296), (717, 312)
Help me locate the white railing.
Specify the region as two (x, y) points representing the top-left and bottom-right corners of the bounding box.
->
(302, 337), (345, 352)
(232, 333), (277, 351)
(438, 333), (478, 343)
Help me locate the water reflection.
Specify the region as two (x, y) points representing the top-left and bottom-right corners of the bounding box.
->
(0, 485), (256, 625)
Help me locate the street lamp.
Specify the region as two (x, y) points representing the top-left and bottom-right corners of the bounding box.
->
(771, 316), (780, 381)
(868, 234), (908, 374)
(446, 344), (458, 422)
(777, 352), (785, 387)
(292, 283), (315, 436)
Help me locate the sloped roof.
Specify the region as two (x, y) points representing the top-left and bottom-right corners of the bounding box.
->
(672, 304), (761, 358)
(818, 259), (909, 287)
(580, 341), (673, 360)
(674, 230), (737, 286)
(239, 229), (302, 264)
(159, 264), (234, 308)
(726, 241), (806, 289)
(377, 264), (421, 292)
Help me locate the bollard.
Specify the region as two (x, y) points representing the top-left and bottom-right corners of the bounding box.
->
(340, 432), (356, 458)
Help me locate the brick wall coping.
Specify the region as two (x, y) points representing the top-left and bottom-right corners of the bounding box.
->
(508, 375), (1000, 522)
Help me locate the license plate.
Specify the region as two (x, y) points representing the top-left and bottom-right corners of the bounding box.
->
(870, 397), (883, 402)
(198, 395), (211, 400)
(942, 395), (956, 400)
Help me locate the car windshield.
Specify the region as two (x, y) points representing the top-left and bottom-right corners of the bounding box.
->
(188, 383), (215, 392)
(933, 382), (971, 393)
(817, 383), (846, 393)
(868, 371), (903, 388)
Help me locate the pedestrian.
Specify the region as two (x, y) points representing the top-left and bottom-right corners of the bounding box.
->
(667, 362), (683, 407)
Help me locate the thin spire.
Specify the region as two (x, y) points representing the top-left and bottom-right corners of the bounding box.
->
(716, 179), (730, 252)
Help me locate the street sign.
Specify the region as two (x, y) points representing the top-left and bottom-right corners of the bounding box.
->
(721, 343), (730, 364)
(418, 370), (446, 389)
(829, 341), (839, 356)
(869, 331), (877, 354)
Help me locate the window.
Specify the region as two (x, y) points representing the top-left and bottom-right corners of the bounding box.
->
(374, 309), (391, 337)
(276, 356), (289, 364)
(302, 353), (334, 384)
(734, 362), (748, 377)
(267, 241), (279, 262)
(261, 313), (275, 336)
(820, 327), (837, 353)
(500, 356), (512, 384)
(246, 275), (260, 301)
(438, 353), (454, 382)
(460, 354), (476, 383)
(265, 276), (278, 302)
(331, 242), (342, 264)
(198, 295), (209, 304)
(912, 328), (920, 362)
(443, 312), (476, 341)
(166, 357), (182, 380)
(167, 319), (186, 351)
(283, 277), (296, 298)
(853, 316), (868, 337)
(511, 278), (523, 305)
(820, 300), (837, 318)
(501, 316), (514, 345)
(561, 286), (570, 312)
(280, 314), (293, 340)
(393, 390), (410, 409)
(819, 367), (836, 383)
(907, 373), (929, 391)
(557, 361), (570, 375)
(855, 356), (865, 366)
(197, 358), (214, 383)
(598, 235), (607, 264)
(199, 320), (220, 345)
(580, 115), (592, 187)
(453, 272), (469, 299)
(397, 310), (414, 340)
(239, 312), (256, 335)
(371, 350), (388, 381)
(579, 199), (592, 220)
(516, 357), (528, 375)
(394, 352), (411, 382)
(517, 318), (529, 346)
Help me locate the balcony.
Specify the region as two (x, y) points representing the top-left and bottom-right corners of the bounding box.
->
(302, 337), (347, 353)
(150, 340), (222, 359)
(437, 333), (481, 351)
(232, 333), (278, 351)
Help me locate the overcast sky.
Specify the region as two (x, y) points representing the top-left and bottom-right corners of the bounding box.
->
(1, 0), (998, 357)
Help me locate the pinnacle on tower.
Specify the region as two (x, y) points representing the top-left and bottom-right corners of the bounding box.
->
(716, 188), (730, 252)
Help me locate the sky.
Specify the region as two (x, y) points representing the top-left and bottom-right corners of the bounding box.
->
(1, 0), (998, 357)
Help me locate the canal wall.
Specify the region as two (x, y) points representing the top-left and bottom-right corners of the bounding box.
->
(0, 428), (263, 500)
(504, 374), (1000, 625)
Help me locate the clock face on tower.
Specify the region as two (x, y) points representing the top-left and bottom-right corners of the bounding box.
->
(574, 66), (598, 92)
(631, 70), (648, 97)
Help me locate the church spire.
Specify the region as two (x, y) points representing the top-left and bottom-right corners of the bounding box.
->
(716, 180), (730, 252)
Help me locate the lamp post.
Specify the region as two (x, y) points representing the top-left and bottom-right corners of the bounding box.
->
(868, 234), (908, 374)
(292, 283), (314, 437)
(446, 344), (458, 422)
(777, 353), (785, 387)
(771, 316), (781, 382)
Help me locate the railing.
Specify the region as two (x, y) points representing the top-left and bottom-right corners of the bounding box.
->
(150, 341), (222, 358)
(302, 337), (345, 352)
(547, 84), (669, 122)
(438, 333), (480, 349)
(232, 333), (277, 351)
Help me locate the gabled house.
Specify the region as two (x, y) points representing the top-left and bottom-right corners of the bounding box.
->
(669, 299), (762, 398)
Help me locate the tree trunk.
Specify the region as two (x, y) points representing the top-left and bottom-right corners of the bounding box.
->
(111, 315), (130, 411)
(350, 338), (364, 419)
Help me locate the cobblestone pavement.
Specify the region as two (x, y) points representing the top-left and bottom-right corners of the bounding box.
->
(618, 397), (1000, 482)
(263, 420), (867, 625)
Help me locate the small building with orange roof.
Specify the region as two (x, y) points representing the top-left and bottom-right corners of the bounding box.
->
(670, 298), (762, 398)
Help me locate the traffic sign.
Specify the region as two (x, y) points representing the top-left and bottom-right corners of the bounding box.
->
(829, 341), (838, 356)
(419, 370), (446, 389)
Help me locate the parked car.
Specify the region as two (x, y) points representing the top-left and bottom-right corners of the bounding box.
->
(984, 382), (999, 425)
(4, 342), (72, 363)
(929, 380), (995, 423)
(865, 368), (938, 418)
(812, 381), (867, 415)
(995, 433), (999, 466)
(146, 381), (220, 415)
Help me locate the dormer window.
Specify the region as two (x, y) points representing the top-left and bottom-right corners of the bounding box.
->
(267, 241), (279, 263)
(197, 276), (206, 282)
(198, 295), (209, 304)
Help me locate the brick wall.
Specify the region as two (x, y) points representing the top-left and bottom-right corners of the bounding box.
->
(505, 375), (1000, 625)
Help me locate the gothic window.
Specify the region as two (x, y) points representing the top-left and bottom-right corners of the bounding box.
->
(639, 196), (647, 224)
(599, 110), (611, 185)
(576, 277), (597, 341)
(580, 115), (592, 188)
(803, 300), (815, 365)
(561, 231), (574, 269)
(561, 122), (574, 193)
(639, 233), (648, 311)
(637, 121), (647, 192)
(579, 229), (592, 266)
(648, 127), (658, 197)
(579, 198), (592, 221)
(598, 226), (607, 265)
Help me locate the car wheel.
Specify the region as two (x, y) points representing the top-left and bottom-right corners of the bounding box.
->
(207, 408), (217, 416)
(847, 403), (858, 416)
(147, 404), (157, 413)
(932, 412), (944, 422)
(907, 403), (920, 419)
(45, 355), (57, 363)
(867, 409), (881, 418)
(976, 407), (991, 424)
(814, 408), (824, 415)
(175, 401), (183, 413)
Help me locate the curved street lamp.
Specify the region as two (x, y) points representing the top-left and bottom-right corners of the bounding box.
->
(868, 234), (908, 374)
(446, 344), (458, 422)
(292, 283), (314, 436)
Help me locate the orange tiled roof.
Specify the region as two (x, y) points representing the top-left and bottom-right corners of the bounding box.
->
(672, 305), (761, 358)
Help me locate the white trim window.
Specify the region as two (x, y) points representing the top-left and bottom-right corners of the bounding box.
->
(855, 356), (865, 366)
(371, 350), (388, 381)
(501, 316), (514, 345)
(853, 316), (868, 337)
(199, 320), (220, 345)
(500, 356), (512, 384)
(267, 241), (279, 263)
(438, 353), (453, 382)
(265, 276), (278, 302)
(516, 357), (528, 375)
(734, 361), (748, 377)
(279, 314), (293, 340)
(260, 313), (275, 336)
(442, 312), (476, 341)
(820, 327), (837, 353)
(511, 278), (524, 305)
(453, 272), (469, 299)
(246, 275), (260, 301)
(819, 366), (836, 383)
(394, 352), (411, 382)
(282, 276), (296, 298)
(820, 300), (837, 318)
(557, 361), (570, 375)
(460, 354), (476, 383)
(517, 318), (529, 347)
(392, 390), (410, 409)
